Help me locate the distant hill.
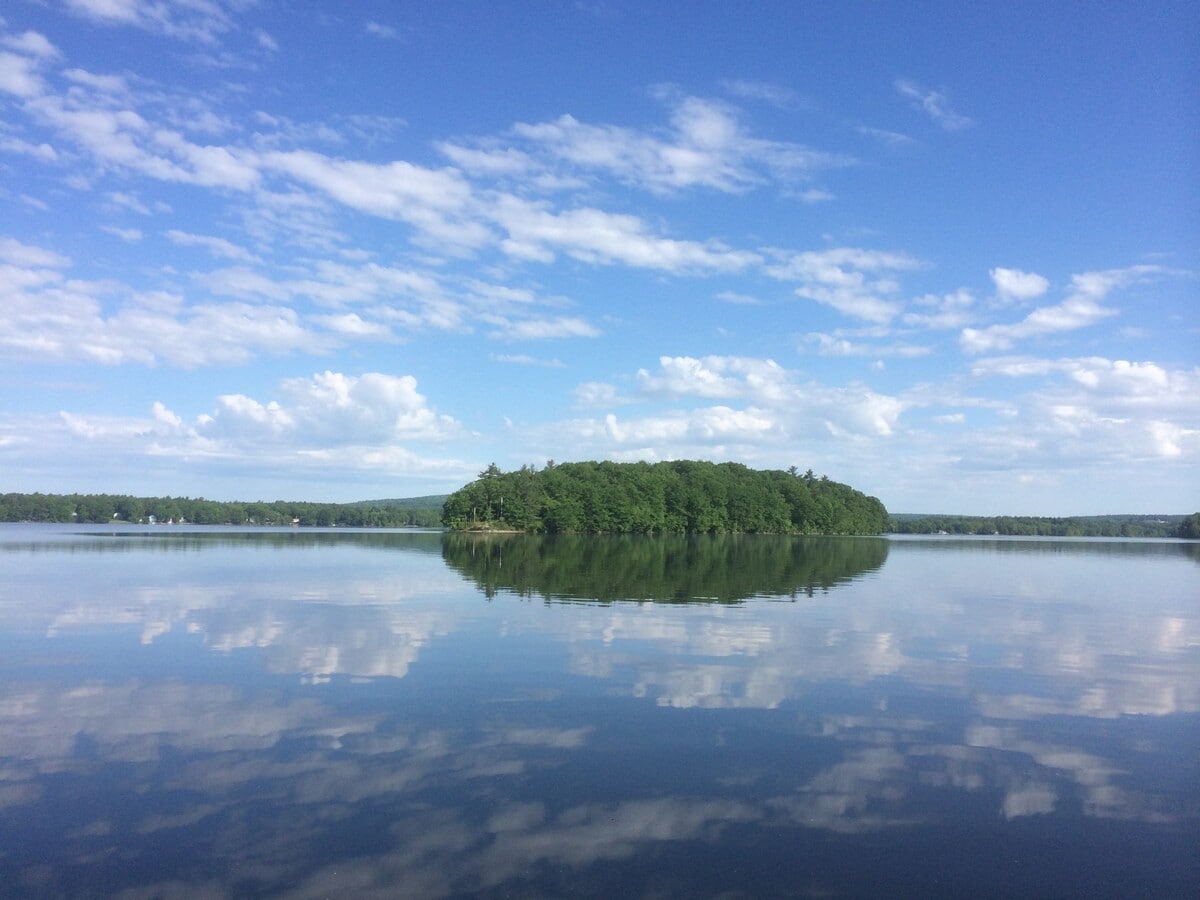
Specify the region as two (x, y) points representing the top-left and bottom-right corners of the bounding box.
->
(348, 495), (449, 510)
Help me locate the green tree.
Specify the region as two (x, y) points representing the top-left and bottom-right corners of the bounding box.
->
(1178, 512), (1200, 540)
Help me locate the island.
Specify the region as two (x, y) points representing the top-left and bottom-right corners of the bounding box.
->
(441, 460), (889, 535)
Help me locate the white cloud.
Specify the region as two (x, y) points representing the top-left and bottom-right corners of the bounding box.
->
(62, 66), (130, 94)
(804, 332), (930, 358)
(210, 392), (294, 438)
(365, 21), (401, 40)
(262, 150), (490, 250)
(0, 49), (47, 97)
(573, 382), (626, 408)
(101, 225), (143, 241)
(0, 256), (336, 367)
(972, 355), (1199, 411)
(506, 92), (848, 195)
(638, 356), (790, 402)
(437, 142), (534, 176)
(990, 267), (1049, 301)
(200, 371), (463, 448)
(961, 355), (1200, 466)
(106, 191), (158, 215)
(895, 78), (974, 131)
(308, 313), (393, 339)
(0, 236), (71, 267)
(491, 354), (565, 368)
(767, 247), (921, 323)
(719, 79), (800, 108)
(24, 89), (262, 190)
(961, 266), (1161, 353)
(715, 290), (761, 305)
(542, 355), (909, 468)
(855, 124), (914, 147)
(0, 135), (59, 160)
(903, 289), (974, 330)
(166, 229), (260, 262)
(492, 195), (760, 273)
(487, 315), (601, 341)
(64, 0), (237, 44)
(797, 188), (834, 203)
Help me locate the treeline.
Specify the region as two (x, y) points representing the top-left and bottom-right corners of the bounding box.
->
(441, 460), (889, 535)
(890, 513), (1196, 539)
(0, 492), (443, 528)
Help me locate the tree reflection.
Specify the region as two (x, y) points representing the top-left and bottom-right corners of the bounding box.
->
(442, 533), (888, 603)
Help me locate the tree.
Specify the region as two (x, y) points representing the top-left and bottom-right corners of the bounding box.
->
(1178, 512), (1200, 540)
(441, 460), (888, 535)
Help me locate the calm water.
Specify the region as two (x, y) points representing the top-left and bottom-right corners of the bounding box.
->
(0, 525), (1196, 898)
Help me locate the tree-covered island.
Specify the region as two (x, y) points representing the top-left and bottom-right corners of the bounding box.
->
(441, 460), (889, 534)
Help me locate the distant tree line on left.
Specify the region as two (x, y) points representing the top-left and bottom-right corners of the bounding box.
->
(0, 493), (445, 528)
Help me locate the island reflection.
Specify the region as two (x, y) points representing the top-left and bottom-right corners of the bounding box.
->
(441, 532), (889, 602)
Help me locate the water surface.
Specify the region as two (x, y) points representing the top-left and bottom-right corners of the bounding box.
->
(0, 525), (1196, 898)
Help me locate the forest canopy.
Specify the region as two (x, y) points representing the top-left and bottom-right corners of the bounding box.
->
(441, 460), (889, 535)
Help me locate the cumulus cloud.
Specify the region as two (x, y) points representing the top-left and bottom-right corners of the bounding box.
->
(990, 267), (1050, 301)
(544, 354), (908, 468)
(973, 355), (1199, 410)
(961, 265), (1161, 353)
(37, 371), (471, 487)
(963, 355), (1200, 466)
(637, 355), (790, 402)
(208, 370), (463, 445)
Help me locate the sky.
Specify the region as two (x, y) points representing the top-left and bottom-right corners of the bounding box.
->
(1, 1), (1197, 515)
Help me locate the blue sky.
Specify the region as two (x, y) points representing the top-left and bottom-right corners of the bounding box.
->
(1, 1), (1197, 514)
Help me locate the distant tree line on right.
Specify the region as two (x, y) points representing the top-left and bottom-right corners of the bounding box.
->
(890, 512), (1200, 539)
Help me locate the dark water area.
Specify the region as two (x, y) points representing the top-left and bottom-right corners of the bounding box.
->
(0, 524), (1196, 898)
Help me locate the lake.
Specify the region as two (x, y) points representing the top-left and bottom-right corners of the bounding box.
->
(0, 524), (1196, 898)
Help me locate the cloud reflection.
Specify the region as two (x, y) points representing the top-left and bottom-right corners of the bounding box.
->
(0, 529), (1195, 895)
